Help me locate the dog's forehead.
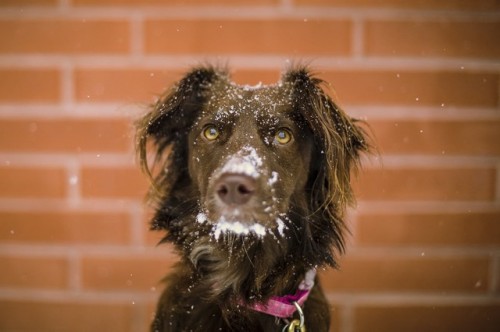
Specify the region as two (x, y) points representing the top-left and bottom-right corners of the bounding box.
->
(204, 82), (294, 119)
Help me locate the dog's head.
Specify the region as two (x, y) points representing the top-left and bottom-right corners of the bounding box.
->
(137, 65), (369, 268)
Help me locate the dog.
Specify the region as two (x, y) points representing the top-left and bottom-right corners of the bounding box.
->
(136, 65), (369, 332)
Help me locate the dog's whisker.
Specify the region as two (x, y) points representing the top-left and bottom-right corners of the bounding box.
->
(241, 240), (255, 269)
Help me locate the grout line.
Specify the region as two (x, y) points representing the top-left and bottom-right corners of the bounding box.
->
(362, 155), (500, 168)
(348, 106), (500, 120)
(66, 158), (82, 207)
(1, 103), (499, 121)
(496, 162), (500, 204)
(0, 288), (158, 304)
(326, 292), (500, 306)
(340, 305), (354, 332)
(60, 62), (74, 108)
(351, 17), (364, 59)
(67, 249), (82, 291)
(0, 198), (144, 213)
(344, 247), (500, 258)
(345, 209), (359, 247)
(129, 14), (144, 57)
(2, 153), (500, 169)
(490, 255), (499, 294)
(0, 54), (500, 73)
(129, 202), (146, 246)
(0, 104), (141, 118)
(1, 55), (500, 71)
(497, 78), (500, 109)
(0, 243), (176, 258)
(1, 6), (499, 20)
(1, 104), (500, 120)
(0, 153), (136, 167)
(355, 201), (500, 214)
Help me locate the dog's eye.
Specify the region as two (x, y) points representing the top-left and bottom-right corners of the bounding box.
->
(275, 128), (292, 145)
(203, 125), (220, 141)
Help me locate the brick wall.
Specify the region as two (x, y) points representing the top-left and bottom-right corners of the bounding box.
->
(0, 1), (499, 331)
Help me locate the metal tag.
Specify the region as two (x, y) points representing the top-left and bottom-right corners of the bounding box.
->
(287, 319), (306, 332)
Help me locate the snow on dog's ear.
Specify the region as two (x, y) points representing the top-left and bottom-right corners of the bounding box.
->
(136, 65), (228, 204)
(282, 66), (371, 251)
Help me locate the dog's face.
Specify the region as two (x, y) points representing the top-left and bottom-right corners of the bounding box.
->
(188, 82), (313, 238)
(137, 66), (369, 268)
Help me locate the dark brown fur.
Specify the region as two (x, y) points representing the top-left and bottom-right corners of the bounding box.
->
(136, 65), (369, 332)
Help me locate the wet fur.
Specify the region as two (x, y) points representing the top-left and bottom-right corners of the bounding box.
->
(136, 65), (369, 331)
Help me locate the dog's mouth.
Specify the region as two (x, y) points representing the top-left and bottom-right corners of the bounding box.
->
(196, 209), (287, 240)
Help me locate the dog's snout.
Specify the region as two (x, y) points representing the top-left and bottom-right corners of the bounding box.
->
(216, 174), (256, 205)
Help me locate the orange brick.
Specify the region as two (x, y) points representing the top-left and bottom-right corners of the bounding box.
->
(357, 211), (500, 247)
(0, 19), (129, 54)
(145, 228), (167, 247)
(144, 19), (352, 56)
(353, 304), (500, 332)
(321, 256), (490, 293)
(74, 68), (178, 103)
(322, 70), (499, 107)
(353, 168), (496, 201)
(0, 166), (67, 198)
(0, 255), (68, 289)
(365, 20), (500, 59)
(0, 69), (60, 103)
(81, 255), (174, 291)
(295, 0), (500, 10)
(74, 0), (278, 4)
(370, 120), (500, 156)
(0, 300), (134, 332)
(80, 167), (148, 199)
(0, 211), (131, 245)
(0, 119), (132, 153)
(0, 0), (57, 5)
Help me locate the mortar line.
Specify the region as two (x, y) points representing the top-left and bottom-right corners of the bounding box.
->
(351, 16), (364, 59)
(489, 255), (499, 293)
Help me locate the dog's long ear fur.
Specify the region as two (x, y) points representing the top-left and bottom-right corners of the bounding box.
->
(136, 66), (226, 210)
(283, 67), (370, 253)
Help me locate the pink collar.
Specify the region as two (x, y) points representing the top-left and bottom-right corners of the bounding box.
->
(246, 269), (316, 319)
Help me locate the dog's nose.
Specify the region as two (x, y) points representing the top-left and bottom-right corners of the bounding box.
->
(215, 174), (256, 205)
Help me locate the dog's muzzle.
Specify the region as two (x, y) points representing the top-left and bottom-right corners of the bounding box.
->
(215, 173), (256, 206)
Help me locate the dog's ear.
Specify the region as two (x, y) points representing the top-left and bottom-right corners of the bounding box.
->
(283, 67), (370, 249)
(136, 66), (226, 201)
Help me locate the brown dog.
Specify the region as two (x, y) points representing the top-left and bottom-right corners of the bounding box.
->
(136, 65), (369, 331)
